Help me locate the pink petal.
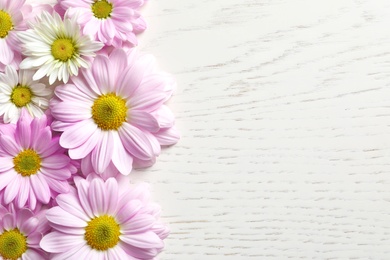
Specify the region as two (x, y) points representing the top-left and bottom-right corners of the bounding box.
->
(88, 178), (106, 216)
(129, 110), (160, 133)
(41, 154), (70, 169)
(75, 179), (94, 219)
(22, 249), (45, 260)
(154, 126), (180, 146)
(103, 18), (116, 40)
(82, 250), (105, 260)
(28, 188), (37, 210)
(151, 105), (175, 129)
(112, 7), (135, 18)
(80, 153), (94, 176)
(38, 137), (61, 158)
(130, 90), (168, 112)
(51, 102), (92, 122)
(117, 61), (146, 98)
(108, 246), (134, 260)
(40, 167), (71, 180)
(20, 217), (39, 236)
(121, 214), (155, 235)
(112, 17), (133, 32)
(54, 83), (93, 103)
(68, 127), (101, 159)
(119, 242), (159, 259)
(4, 177), (21, 204)
(30, 174), (50, 204)
(105, 178), (119, 214)
(120, 231), (164, 249)
(16, 177), (30, 208)
(46, 207), (86, 228)
(0, 39), (13, 65)
(133, 16), (147, 34)
(15, 111), (31, 147)
(116, 200), (141, 224)
(44, 178), (70, 194)
(16, 208), (34, 228)
(40, 232), (85, 253)
(111, 131), (133, 175)
(61, 0), (90, 8)
(26, 232), (42, 246)
(100, 162), (121, 180)
(49, 223), (84, 236)
(91, 131), (114, 174)
(76, 68), (101, 97)
(30, 117), (49, 148)
(32, 128), (52, 154)
(60, 119), (97, 149)
(83, 19), (99, 37)
(2, 213), (15, 230)
(143, 131), (161, 156)
(2, 213), (16, 230)
(152, 223), (170, 240)
(132, 157), (156, 169)
(108, 49), (127, 85)
(0, 157), (14, 172)
(56, 193), (89, 222)
(119, 123), (154, 161)
(0, 135), (19, 155)
(92, 55), (112, 93)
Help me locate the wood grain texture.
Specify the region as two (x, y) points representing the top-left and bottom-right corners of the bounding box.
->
(132, 0), (390, 259)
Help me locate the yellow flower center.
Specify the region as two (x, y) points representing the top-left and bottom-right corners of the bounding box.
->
(11, 85), (32, 108)
(51, 38), (76, 62)
(85, 215), (120, 251)
(91, 93), (127, 131)
(92, 0), (113, 19)
(13, 149), (41, 177)
(0, 229), (27, 260)
(0, 10), (13, 38)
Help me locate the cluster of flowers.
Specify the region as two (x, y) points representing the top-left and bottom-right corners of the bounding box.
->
(0, 0), (179, 259)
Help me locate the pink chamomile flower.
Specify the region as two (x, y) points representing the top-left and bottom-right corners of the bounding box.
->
(0, 0), (27, 69)
(0, 203), (50, 260)
(60, 0), (147, 47)
(0, 0), (53, 71)
(0, 109), (74, 209)
(50, 48), (179, 176)
(40, 177), (169, 259)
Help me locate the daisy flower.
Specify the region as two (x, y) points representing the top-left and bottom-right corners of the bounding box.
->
(50, 48), (179, 176)
(40, 177), (169, 259)
(60, 0), (147, 47)
(19, 11), (103, 84)
(0, 66), (52, 124)
(0, 204), (50, 260)
(0, 109), (74, 209)
(0, 0), (26, 70)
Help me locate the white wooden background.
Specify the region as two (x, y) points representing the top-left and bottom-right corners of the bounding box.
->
(132, 1), (390, 259)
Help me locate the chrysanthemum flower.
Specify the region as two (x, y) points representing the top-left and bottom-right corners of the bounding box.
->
(0, 204), (50, 259)
(0, 66), (52, 124)
(40, 177), (169, 259)
(0, 0), (27, 70)
(60, 0), (147, 47)
(19, 11), (103, 84)
(0, 0), (54, 71)
(50, 48), (179, 176)
(0, 110), (74, 209)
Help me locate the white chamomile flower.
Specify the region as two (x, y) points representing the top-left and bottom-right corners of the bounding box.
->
(0, 66), (52, 123)
(19, 11), (103, 84)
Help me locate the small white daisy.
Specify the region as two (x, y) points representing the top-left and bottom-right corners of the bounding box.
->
(0, 66), (52, 123)
(19, 11), (103, 84)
